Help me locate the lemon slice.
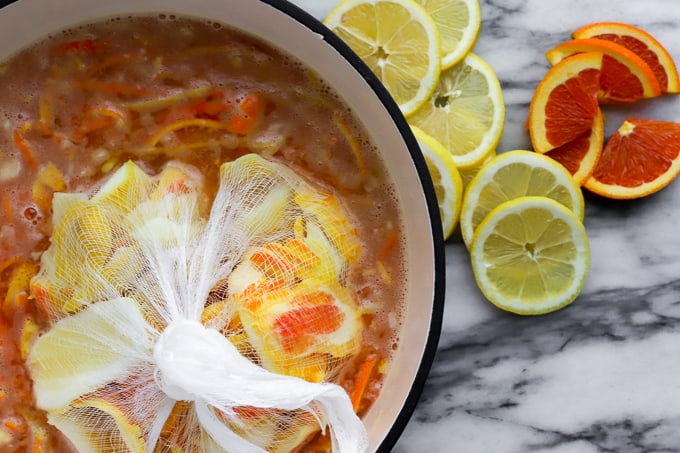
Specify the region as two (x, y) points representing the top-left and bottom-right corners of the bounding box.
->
(413, 0), (481, 69)
(470, 196), (590, 315)
(408, 53), (505, 168)
(324, 0), (441, 116)
(48, 397), (146, 453)
(460, 150), (584, 248)
(91, 160), (153, 213)
(27, 297), (152, 411)
(411, 126), (463, 239)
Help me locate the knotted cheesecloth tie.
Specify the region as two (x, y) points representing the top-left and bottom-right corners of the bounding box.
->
(26, 154), (369, 453)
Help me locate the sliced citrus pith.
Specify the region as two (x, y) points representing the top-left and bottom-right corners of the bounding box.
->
(470, 196), (590, 315)
(573, 22), (680, 93)
(543, 108), (604, 185)
(412, 126), (463, 239)
(529, 51), (601, 152)
(408, 53), (505, 169)
(546, 38), (661, 103)
(414, 0), (481, 69)
(584, 118), (680, 199)
(460, 150), (585, 248)
(323, 0), (441, 116)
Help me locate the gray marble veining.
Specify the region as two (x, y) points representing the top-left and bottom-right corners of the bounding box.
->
(292, 0), (680, 451)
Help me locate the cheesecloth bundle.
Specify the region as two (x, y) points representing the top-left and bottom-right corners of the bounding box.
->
(26, 154), (369, 453)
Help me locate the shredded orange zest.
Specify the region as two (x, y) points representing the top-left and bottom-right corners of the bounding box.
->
(38, 94), (54, 136)
(376, 260), (392, 285)
(13, 129), (38, 169)
(147, 118), (229, 147)
(126, 86), (214, 112)
(379, 231), (399, 259)
(228, 93), (263, 135)
(86, 53), (138, 76)
(333, 112), (366, 175)
(74, 116), (117, 139)
(2, 195), (11, 223)
(350, 356), (377, 412)
(58, 39), (100, 53)
(3, 419), (23, 432)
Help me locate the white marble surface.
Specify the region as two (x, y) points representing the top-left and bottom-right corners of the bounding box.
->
(292, 0), (680, 451)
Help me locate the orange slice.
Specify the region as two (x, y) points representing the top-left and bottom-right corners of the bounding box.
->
(543, 109), (604, 185)
(584, 118), (680, 199)
(529, 51), (601, 152)
(573, 22), (680, 93)
(546, 38), (661, 103)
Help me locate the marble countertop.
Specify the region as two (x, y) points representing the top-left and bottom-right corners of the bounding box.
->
(292, 0), (680, 451)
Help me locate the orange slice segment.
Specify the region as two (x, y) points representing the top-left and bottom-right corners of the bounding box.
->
(543, 109), (604, 185)
(584, 118), (680, 199)
(573, 22), (680, 93)
(546, 38), (661, 103)
(529, 51), (602, 152)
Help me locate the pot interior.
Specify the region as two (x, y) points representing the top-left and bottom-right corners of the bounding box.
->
(0, 0), (443, 450)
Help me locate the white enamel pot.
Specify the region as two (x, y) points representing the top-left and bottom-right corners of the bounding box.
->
(0, 0), (446, 451)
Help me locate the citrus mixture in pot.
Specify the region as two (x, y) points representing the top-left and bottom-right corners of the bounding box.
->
(0, 15), (405, 452)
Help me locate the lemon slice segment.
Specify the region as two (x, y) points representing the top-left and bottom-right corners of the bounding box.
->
(413, 0), (481, 69)
(460, 150), (584, 248)
(324, 0), (442, 116)
(470, 196), (590, 315)
(412, 126), (463, 239)
(26, 297), (152, 411)
(48, 397), (146, 453)
(408, 53), (505, 168)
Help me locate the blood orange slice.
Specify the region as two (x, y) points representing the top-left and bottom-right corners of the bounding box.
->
(544, 109), (604, 185)
(546, 38), (661, 103)
(584, 118), (680, 199)
(529, 51), (601, 152)
(573, 22), (680, 94)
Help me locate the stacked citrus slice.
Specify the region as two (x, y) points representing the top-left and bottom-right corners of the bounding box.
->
(325, 0), (503, 238)
(461, 151), (589, 314)
(412, 126), (463, 239)
(413, 0), (481, 69)
(528, 51), (604, 185)
(460, 150), (584, 247)
(323, 0), (442, 117)
(545, 38), (661, 104)
(408, 53), (505, 171)
(572, 22), (680, 94)
(528, 21), (680, 199)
